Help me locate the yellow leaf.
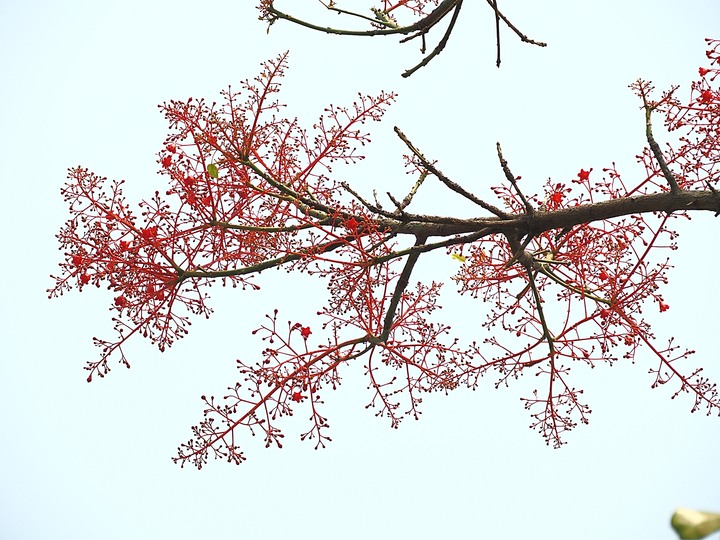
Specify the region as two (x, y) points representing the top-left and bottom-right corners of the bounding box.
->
(451, 253), (466, 263)
(671, 508), (720, 539)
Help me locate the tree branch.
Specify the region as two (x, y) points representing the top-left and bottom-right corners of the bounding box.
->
(640, 89), (682, 193)
(394, 126), (511, 218)
(261, 0), (545, 76)
(378, 234), (429, 342)
(401, 0), (463, 78)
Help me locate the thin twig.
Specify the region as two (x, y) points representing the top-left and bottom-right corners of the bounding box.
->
(526, 269), (556, 361)
(484, 0), (547, 48)
(491, 0), (501, 67)
(396, 171), (428, 211)
(401, 0), (463, 77)
(267, 0), (459, 38)
(534, 255), (611, 305)
(318, 1), (379, 26)
(369, 229), (492, 267)
(266, 0), (545, 76)
(341, 181), (398, 219)
(394, 127), (511, 218)
(496, 143), (533, 213)
(387, 191), (405, 212)
(640, 90), (681, 193)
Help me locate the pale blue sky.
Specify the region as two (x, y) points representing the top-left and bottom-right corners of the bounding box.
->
(1, 1), (719, 539)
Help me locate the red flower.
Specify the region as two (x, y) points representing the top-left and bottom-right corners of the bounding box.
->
(578, 169), (592, 182)
(659, 301), (670, 312)
(71, 254), (83, 266)
(114, 295), (128, 308)
(345, 217), (359, 232)
(300, 326), (312, 339)
(598, 269), (609, 281)
(291, 392), (303, 402)
(119, 240), (130, 252)
(161, 156), (172, 168)
(79, 273), (90, 285)
(166, 144), (177, 153)
(699, 67), (710, 77)
(699, 89), (714, 103)
(549, 191), (564, 205)
(141, 226), (158, 241)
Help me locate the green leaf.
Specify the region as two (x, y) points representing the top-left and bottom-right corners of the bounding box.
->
(207, 163), (219, 178)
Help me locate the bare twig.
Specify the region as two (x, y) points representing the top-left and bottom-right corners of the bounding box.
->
(265, 0), (459, 38)
(639, 89), (681, 193)
(496, 143), (534, 213)
(394, 127), (511, 218)
(387, 191), (404, 212)
(318, 1), (379, 25)
(262, 0), (545, 76)
(341, 181), (398, 219)
(401, 0), (463, 77)
(484, 0), (547, 48)
(491, 0), (501, 67)
(396, 170), (428, 211)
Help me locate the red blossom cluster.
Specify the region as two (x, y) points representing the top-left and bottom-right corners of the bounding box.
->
(456, 164), (703, 441)
(50, 52), (395, 382)
(50, 41), (720, 468)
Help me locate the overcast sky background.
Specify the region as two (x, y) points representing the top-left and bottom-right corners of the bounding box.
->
(1, 1), (719, 539)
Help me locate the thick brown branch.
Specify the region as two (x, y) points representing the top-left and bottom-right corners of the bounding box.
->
(178, 189), (719, 283)
(378, 234), (429, 342)
(379, 189), (720, 237)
